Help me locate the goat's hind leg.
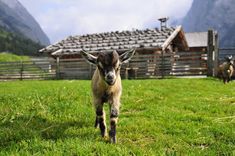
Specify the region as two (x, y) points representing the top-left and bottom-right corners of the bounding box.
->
(95, 103), (107, 137)
(94, 116), (99, 128)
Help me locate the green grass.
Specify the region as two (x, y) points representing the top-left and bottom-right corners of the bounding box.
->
(0, 53), (30, 62)
(0, 78), (234, 155)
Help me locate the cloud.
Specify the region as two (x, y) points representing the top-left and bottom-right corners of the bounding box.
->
(19, 0), (193, 43)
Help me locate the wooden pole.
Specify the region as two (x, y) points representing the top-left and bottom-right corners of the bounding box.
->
(89, 64), (93, 79)
(207, 29), (214, 77)
(214, 32), (219, 77)
(56, 57), (60, 79)
(161, 50), (165, 78)
(20, 61), (23, 81)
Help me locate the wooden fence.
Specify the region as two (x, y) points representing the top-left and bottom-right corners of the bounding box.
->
(0, 50), (210, 80)
(219, 47), (235, 60)
(217, 47), (235, 78)
(0, 58), (56, 80)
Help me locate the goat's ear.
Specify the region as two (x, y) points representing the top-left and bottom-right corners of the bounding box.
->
(119, 49), (136, 64)
(80, 50), (97, 65)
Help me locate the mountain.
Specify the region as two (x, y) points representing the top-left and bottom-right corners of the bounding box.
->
(181, 0), (235, 47)
(0, 0), (50, 46)
(0, 27), (43, 56)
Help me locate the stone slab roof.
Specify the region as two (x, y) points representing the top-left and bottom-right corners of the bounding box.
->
(39, 26), (184, 56)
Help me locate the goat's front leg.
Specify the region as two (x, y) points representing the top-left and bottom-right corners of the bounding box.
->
(94, 100), (107, 137)
(109, 100), (120, 143)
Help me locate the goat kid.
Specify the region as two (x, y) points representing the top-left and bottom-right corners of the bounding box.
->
(81, 49), (135, 143)
(218, 55), (234, 84)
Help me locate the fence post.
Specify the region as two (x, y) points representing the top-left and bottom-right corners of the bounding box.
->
(161, 50), (165, 78)
(214, 32), (219, 77)
(20, 61), (23, 81)
(207, 29), (214, 77)
(89, 64), (93, 79)
(56, 57), (60, 79)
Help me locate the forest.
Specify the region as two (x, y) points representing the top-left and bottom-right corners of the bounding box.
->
(0, 27), (43, 56)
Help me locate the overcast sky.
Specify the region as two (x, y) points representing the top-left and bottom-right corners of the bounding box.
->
(18, 0), (193, 44)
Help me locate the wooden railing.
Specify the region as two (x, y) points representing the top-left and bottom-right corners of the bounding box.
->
(0, 58), (56, 80)
(0, 50), (209, 80)
(219, 47), (235, 60)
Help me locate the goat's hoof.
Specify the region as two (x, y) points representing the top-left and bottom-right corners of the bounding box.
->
(101, 131), (108, 138)
(109, 137), (116, 144)
(103, 136), (109, 142)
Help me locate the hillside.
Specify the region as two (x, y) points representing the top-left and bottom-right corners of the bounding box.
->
(0, 52), (29, 62)
(0, 27), (43, 56)
(0, 0), (50, 46)
(182, 0), (235, 47)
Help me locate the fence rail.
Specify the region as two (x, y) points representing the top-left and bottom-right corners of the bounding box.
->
(219, 47), (235, 60)
(0, 59), (56, 80)
(0, 50), (210, 80)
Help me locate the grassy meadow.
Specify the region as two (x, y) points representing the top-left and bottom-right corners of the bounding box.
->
(0, 78), (234, 155)
(0, 53), (30, 62)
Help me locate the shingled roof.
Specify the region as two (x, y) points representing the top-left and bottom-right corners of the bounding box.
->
(39, 25), (187, 56)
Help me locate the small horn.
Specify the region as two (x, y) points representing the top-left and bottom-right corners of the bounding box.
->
(119, 48), (136, 64)
(80, 49), (97, 65)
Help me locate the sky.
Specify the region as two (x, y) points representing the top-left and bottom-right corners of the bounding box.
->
(18, 0), (193, 44)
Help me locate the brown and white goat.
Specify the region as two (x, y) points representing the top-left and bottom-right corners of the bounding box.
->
(218, 56), (234, 84)
(81, 49), (135, 143)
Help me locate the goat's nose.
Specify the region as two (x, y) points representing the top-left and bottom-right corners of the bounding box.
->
(107, 74), (114, 80)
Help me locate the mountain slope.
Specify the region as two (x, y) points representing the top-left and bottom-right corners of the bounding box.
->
(0, 27), (43, 56)
(0, 0), (50, 46)
(182, 0), (235, 47)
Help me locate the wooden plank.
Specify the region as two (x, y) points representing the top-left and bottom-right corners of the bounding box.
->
(0, 51), (210, 80)
(176, 51), (207, 55)
(207, 29), (214, 76)
(162, 26), (183, 50)
(214, 32), (219, 77)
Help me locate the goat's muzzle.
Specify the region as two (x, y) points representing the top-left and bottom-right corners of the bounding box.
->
(105, 77), (116, 86)
(106, 80), (115, 86)
(104, 71), (116, 85)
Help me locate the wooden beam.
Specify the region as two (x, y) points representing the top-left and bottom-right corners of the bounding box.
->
(214, 32), (219, 77)
(162, 26), (184, 51)
(207, 29), (214, 77)
(56, 57), (60, 79)
(51, 49), (63, 56)
(178, 30), (189, 51)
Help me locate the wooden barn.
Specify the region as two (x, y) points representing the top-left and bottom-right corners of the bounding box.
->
(185, 31), (219, 76)
(40, 25), (188, 57)
(39, 24), (194, 79)
(185, 32), (208, 52)
(170, 31), (210, 76)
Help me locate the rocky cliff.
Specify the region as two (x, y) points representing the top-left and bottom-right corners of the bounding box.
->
(182, 0), (235, 47)
(0, 0), (50, 46)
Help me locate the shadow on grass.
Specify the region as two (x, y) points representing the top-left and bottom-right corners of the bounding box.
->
(0, 115), (92, 149)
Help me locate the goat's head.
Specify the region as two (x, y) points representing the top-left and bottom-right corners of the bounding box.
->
(81, 49), (135, 85)
(225, 55), (234, 66)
